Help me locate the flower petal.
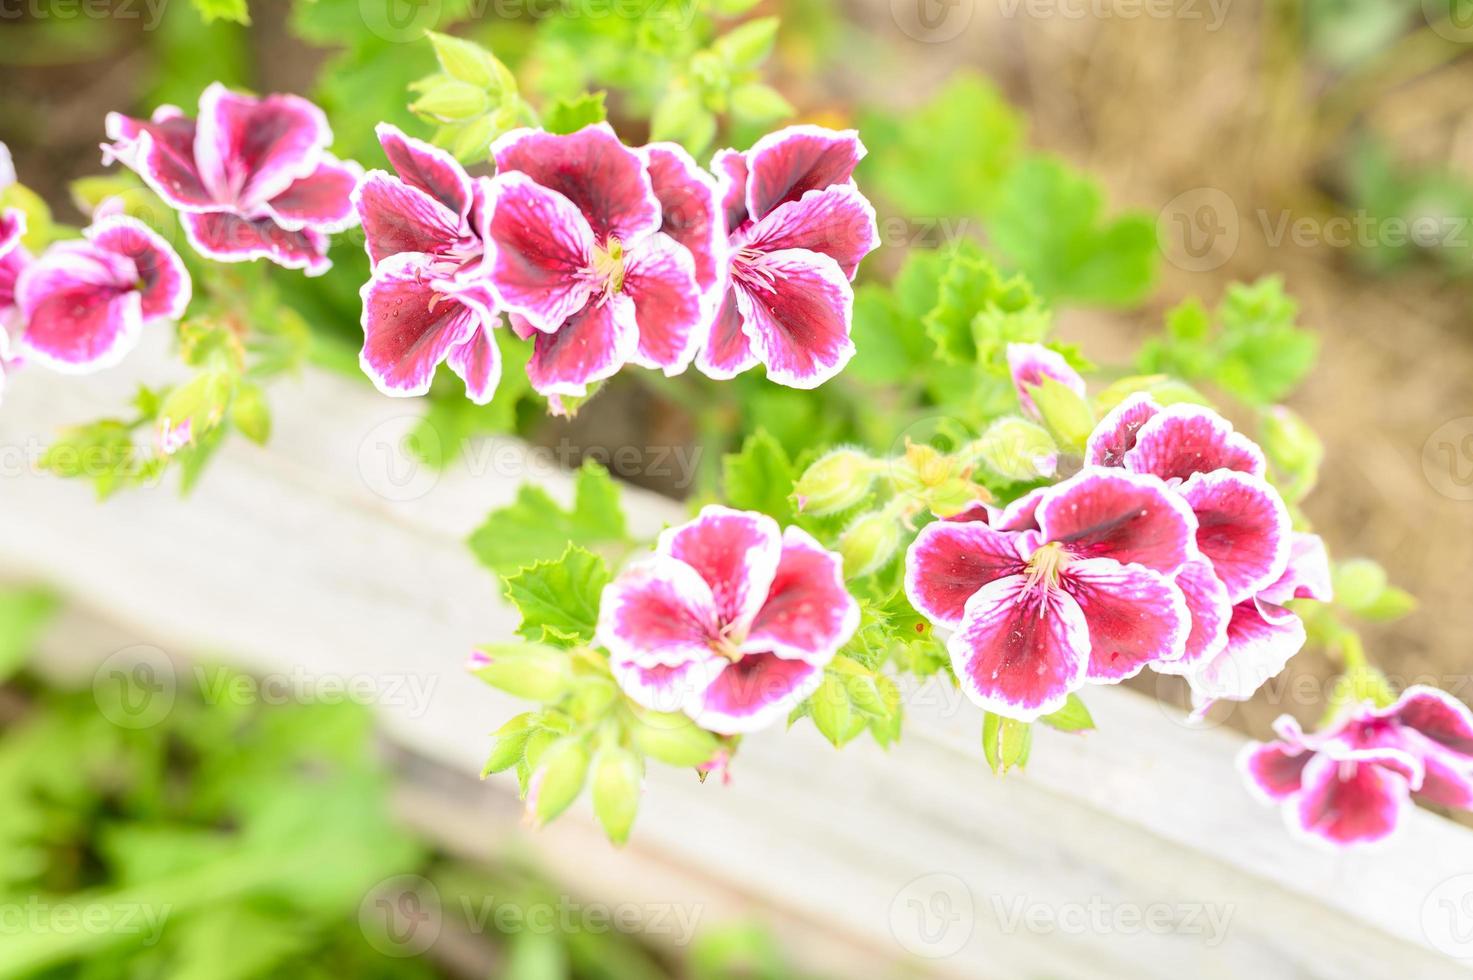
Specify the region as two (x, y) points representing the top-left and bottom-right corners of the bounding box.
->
(194, 83), (329, 209)
(904, 520), (1026, 627)
(182, 210), (330, 275)
(623, 231), (703, 374)
(1259, 532), (1333, 606)
(745, 527), (859, 662)
(1155, 558), (1231, 673)
(598, 554), (722, 673)
(744, 125), (865, 221)
(353, 170), (468, 266)
(1007, 343), (1087, 422)
(376, 122), (472, 221)
(358, 253), (483, 398)
(1291, 748), (1418, 847)
(1383, 686), (1473, 756)
(16, 243), (143, 373)
(264, 154), (362, 233)
(693, 652), (823, 735)
(949, 575), (1090, 720)
(103, 107), (214, 211)
(657, 505), (782, 634)
(446, 323), (502, 406)
(1238, 739), (1311, 802)
(609, 656), (723, 716)
(734, 248), (854, 389)
(744, 184), (878, 280)
(644, 142), (724, 295)
(525, 293), (638, 397)
(693, 287), (758, 380)
(479, 172), (596, 333)
(1124, 404), (1267, 481)
(1188, 598), (1305, 702)
(1063, 557), (1189, 682)
(1085, 393), (1160, 468)
(994, 487), (1047, 532)
(0, 208), (24, 260)
(492, 124), (660, 246)
(1037, 469), (1199, 574)
(86, 215), (190, 323)
(1178, 470), (1291, 603)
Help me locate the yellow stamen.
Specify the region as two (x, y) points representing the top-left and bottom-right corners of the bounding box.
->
(1025, 541), (1072, 591)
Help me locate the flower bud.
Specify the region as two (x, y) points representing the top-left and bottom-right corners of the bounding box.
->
(530, 736), (590, 825)
(591, 745), (644, 845)
(838, 511), (902, 578)
(981, 713), (1032, 775)
(469, 642), (574, 702)
(628, 710), (720, 767)
(794, 447), (877, 515)
(157, 370), (233, 456)
(973, 417), (1058, 481)
(1028, 377), (1095, 453)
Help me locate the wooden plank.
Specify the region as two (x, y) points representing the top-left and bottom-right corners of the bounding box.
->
(2, 336), (1469, 977)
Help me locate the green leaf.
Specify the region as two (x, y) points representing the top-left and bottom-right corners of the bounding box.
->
(468, 461), (628, 576)
(502, 545), (611, 645)
(721, 428), (797, 523)
(230, 382), (271, 446)
(425, 30), (514, 93)
(190, 0), (250, 24)
(809, 671), (854, 747)
(713, 17), (779, 70)
(989, 157), (1157, 306)
(729, 82), (794, 125)
(981, 713), (1032, 774)
(0, 588), (58, 682)
(1039, 694), (1095, 733)
(922, 241), (1049, 366)
(651, 87), (716, 157)
(544, 91), (608, 134)
(483, 714), (540, 776)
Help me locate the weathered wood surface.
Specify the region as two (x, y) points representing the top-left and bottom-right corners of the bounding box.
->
(2, 335), (1470, 978)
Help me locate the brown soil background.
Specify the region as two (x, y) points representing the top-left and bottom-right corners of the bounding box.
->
(4, 0), (1472, 743)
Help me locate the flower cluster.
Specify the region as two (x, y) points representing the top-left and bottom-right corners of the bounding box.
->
(596, 505), (859, 735)
(904, 343), (1324, 721)
(353, 122), (878, 409)
(1241, 687), (1473, 846)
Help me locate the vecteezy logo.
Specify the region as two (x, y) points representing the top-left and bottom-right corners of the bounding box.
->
(1425, 0), (1473, 43)
(889, 872), (974, 959)
(1157, 187), (1239, 273)
(359, 875), (442, 957)
(358, 415), (442, 503)
(92, 645), (177, 729)
(891, 0), (973, 43)
(360, 0), (441, 43)
(1423, 417), (1473, 502)
(1422, 873), (1473, 959)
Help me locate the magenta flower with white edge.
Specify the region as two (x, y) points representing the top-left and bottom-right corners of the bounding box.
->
(479, 124), (705, 397)
(1006, 343), (1086, 423)
(905, 469), (1196, 720)
(102, 83), (361, 276)
(1240, 686), (1473, 847)
(14, 216), (189, 374)
(1186, 532), (1332, 703)
(597, 505), (859, 736)
(0, 141), (22, 261)
(696, 125), (879, 388)
(642, 142), (725, 319)
(353, 123), (503, 404)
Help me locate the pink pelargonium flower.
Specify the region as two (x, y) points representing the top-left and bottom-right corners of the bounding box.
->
(1006, 343), (1086, 423)
(0, 141), (22, 260)
(698, 125), (879, 388)
(597, 505), (859, 735)
(14, 216), (189, 373)
(1240, 687), (1473, 847)
(905, 469), (1197, 720)
(353, 123), (502, 404)
(0, 142), (29, 401)
(103, 83), (360, 276)
(479, 124), (706, 397)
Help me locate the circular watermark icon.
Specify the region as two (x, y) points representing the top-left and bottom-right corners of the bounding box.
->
(1424, 0), (1473, 43)
(92, 645), (177, 730)
(358, 415), (442, 503)
(359, 874), (443, 958)
(1157, 187), (1239, 273)
(889, 872), (974, 959)
(1422, 417), (1473, 501)
(891, 0), (973, 43)
(1422, 873), (1473, 959)
(359, 0), (441, 42)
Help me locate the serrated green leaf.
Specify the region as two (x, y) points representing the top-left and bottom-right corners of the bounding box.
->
(545, 91), (608, 134)
(721, 428), (797, 523)
(191, 0), (250, 24)
(502, 545), (610, 645)
(468, 461), (628, 576)
(922, 241), (1049, 367)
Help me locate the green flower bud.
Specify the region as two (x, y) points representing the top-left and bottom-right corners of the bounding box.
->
(926, 478), (986, 519)
(628, 711), (720, 767)
(591, 745), (644, 845)
(794, 448), (877, 515)
(532, 736), (591, 825)
(809, 670), (854, 747)
(469, 642), (574, 702)
(1260, 407), (1323, 504)
(981, 713), (1032, 775)
(411, 79), (493, 124)
(566, 674), (619, 723)
(158, 370), (233, 455)
(1029, 377), (1095, 453)
(838, 511), (902, 578)
(973, 417), (1058, 482)
(231, 381), (271, 446)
